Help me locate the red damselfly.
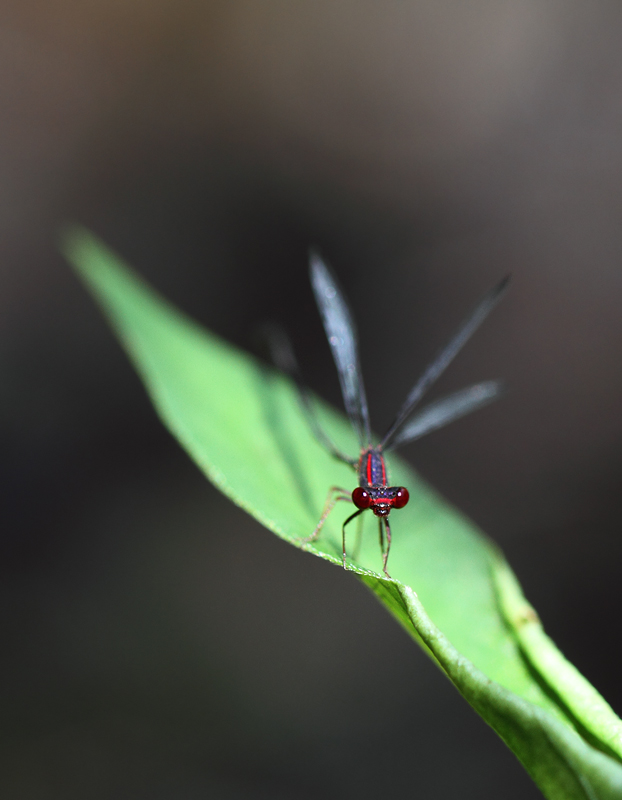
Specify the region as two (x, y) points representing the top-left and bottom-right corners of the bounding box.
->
(271, 254), (509, 579)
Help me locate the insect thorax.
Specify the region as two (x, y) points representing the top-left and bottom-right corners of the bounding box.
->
(358, 447), (388, 488)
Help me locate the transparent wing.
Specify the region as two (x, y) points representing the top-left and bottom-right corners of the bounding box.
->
(262, 322), (357, 466)
(387, 380), (503, 450)
(381, 275), (509, 450)
(310, 252), (372, 447)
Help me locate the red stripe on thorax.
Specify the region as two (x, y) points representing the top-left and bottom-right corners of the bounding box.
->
(366, 452), (372, 485)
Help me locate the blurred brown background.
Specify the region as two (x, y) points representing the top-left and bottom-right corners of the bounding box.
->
(2, 1), (622, 797)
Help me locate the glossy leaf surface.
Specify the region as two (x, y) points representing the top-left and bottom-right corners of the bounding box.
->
(63, 228), (622, 799)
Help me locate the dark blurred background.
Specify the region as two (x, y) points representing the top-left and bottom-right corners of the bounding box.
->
(2, 1), (622, 797)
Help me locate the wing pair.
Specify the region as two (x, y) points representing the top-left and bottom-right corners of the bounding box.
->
(309, 252), (508, 454)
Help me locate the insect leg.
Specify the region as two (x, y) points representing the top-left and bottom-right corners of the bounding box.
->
(378, 517), (385, 560)
(382, 517), (392, 579)
(298, 486), (350, 543)
(342, 508), (365, 569)
(351, 511), (365, 561)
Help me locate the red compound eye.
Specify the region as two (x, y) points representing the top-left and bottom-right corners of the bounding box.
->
(393, 487), (409, 509)
(352, 487), (372, 509)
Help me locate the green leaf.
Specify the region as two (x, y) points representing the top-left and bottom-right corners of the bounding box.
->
(63, 227), (622, 799)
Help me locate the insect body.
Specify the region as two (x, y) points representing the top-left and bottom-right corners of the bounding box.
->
(272, 254), (509, 579)
(353, 448), (410, 517)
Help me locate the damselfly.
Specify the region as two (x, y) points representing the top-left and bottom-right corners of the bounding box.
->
(271, 254), (508, 579)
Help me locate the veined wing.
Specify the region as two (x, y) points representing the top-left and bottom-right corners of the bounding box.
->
(381, 276), (509, 450)
(309, 252), (372, 448)
(387, 381), (503, 449)
(263, 322), (357, 466)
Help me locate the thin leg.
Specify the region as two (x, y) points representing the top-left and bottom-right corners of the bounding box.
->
(378, 518), (385, 560)
(298, 486), (350, 543)
(351, 511), (365, 561)
(342, 509), (365, 570)
(382, 517), (392, 579)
